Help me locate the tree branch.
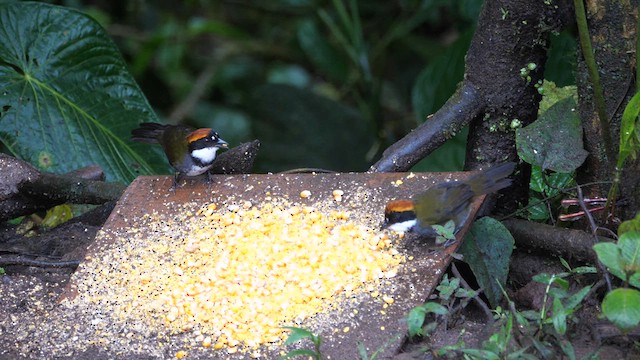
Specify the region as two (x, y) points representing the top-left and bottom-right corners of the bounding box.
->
(502, 218), (614, 263)
(370, 82), (484, 172)
(0, 154), (125, 221)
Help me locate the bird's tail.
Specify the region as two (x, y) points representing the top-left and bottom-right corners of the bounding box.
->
(468, 162), (516, 195)
(130, 122), (169, 144)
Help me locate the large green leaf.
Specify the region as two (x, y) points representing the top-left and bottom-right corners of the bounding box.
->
(619, 90), (640, 162)
(0, 2), (169, 182)
(602, 288), (640, 333)
(593, 231), (640, 289)
(516, 96), (588, 173)
(460, 217), (515, 308)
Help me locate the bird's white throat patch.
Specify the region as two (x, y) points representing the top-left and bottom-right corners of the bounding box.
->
(387, 219), (417, 233)
(191, 147), (219, 164)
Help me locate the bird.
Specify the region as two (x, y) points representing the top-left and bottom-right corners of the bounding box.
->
(131, 122), (228, 189)
(382, 162), (516, 243)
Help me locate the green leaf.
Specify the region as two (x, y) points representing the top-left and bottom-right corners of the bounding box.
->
(630, 273), (640, 290)
(436, 275), (459, 301)
(356, 342), (369, 360)
(455, 287), (478, 298)
(406, 301), (448, 338)
(602, 288), (640, 333)
(557, 338), (576, 360)
(412, 30), (471, 121)
(186, 17), (250, 40)
(619, 90), (640, 162)
(593, 242), (627, 282)
(529, 166), (574, 196)
(460, 217), (515, 307)
(545, 34), (578, 87)
(571, 266), (597, 274)
(552, 297), (567, 335)
(433, 219), (456, 245)
(267, 64), (311, 88)
(516, 97), (588, 172)
(460, 349), (500, 360)
(618, 231), (640, 272)
(532, 273), (552, 284)
(248, 84), (373, 172)
(297, 19), (349, 82)
(537, 82), (577, 114)
(41, 204), (73, 229)
(0, 2), (168, 182)
(527, 196), (551, 221)
(527, 166), (574, 221)
(282, 326), (315, 346)
(551, 277), (570, 291)
(531, 338), (555, 358)
(507, 347), (537, 360)
(564, 285), (592, 313)
(406, 306), (426, 338)
(423, 301), (448, 316)
(618, 212), (640, 236)
(619, 231), (640, 276)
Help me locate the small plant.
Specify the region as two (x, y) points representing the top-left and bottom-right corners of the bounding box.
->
(412, 259), (597, 358)
(594, 230), (640, 332)
(456, 269), (593, 359)
(280, 326), (396, 360)
(406, 274), (475, 338)
(530, 267), (594, 337)
(432, 219), (457, 247)
(280, 326), (323, 360)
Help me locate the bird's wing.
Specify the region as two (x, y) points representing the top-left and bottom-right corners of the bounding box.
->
(413, 183), (475, 225)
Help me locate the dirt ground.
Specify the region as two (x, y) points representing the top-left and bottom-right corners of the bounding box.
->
(1, 213), (639, 359)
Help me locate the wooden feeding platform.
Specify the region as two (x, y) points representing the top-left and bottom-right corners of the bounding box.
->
(60, 172), (485, 359)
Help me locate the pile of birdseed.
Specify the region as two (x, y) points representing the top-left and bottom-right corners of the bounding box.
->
(72, 195), (406, 355)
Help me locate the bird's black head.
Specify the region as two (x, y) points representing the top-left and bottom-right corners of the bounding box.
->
(186, 128), (228, 151)
(382, 199), (418, 232)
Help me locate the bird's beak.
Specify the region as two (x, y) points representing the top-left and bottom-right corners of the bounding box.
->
(218, 139), (229, 148)
(380, 219), (389, 230)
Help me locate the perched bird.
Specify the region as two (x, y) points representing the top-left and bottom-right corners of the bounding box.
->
(131, 122), (228, 189)
(383, 162), (516, 241)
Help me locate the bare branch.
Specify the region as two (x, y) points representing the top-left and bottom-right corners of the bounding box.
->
(370, 82), (484, 172)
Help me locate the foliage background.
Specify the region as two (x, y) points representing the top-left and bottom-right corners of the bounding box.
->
(7, 0), (576, 176)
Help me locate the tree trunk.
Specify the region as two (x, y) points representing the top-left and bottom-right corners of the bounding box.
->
(575, 0), (639, 223)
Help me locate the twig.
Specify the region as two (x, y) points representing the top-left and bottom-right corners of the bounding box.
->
(507, 295), (527, 348)
(168, 60), (218, 124)
(451, 262), (494, 324)
(0, 256), (80, 269)
(576, 184), (612, 292)
(498, 181), (613, 221)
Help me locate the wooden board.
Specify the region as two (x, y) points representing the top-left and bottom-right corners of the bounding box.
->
(60, 172), (484, 359)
